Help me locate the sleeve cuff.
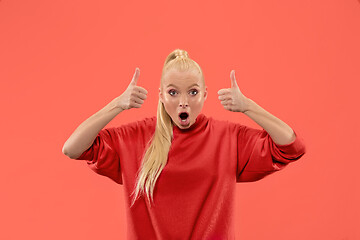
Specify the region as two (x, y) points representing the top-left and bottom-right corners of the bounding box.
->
(273, 130), (306, 156)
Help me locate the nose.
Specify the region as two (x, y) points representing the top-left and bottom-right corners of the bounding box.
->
(179, 95), (189, 108)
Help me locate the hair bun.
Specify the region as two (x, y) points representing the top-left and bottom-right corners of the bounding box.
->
(175, 50), (189, 58)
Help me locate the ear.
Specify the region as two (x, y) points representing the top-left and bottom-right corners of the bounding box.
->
(159, 88), (164, 103)
(203, 86), (208, 100)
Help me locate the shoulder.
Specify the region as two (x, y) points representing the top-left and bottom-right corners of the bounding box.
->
(105, 116), (157, 137)
(204, 114), (253, 134)
(205, 114), (238, 128)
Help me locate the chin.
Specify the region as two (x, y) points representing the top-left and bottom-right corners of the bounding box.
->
(175, 118), (192, 129)
(178, 124), (191, 129)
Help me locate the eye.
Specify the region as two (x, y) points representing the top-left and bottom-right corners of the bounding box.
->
(189, 89), (198, 96)
(168, 89), (177, 96)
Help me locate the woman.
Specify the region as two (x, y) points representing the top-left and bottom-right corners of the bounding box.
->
(62, 49), (306, 239)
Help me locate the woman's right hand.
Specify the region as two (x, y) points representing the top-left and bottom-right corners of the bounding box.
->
(115, 68), (148, 111)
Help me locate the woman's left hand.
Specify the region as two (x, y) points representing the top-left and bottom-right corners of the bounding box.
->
(217, 70), (251, 113)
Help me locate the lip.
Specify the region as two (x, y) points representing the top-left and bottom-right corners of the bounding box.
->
(178, 111), (190, 119)
(178, 111), (190, 126)
(178, 111), (189, 115)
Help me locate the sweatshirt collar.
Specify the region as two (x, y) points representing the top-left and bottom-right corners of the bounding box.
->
(173, 113), (207, 134)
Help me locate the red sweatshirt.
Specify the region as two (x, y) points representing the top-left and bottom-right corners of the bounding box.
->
(75, 113), (306, 240)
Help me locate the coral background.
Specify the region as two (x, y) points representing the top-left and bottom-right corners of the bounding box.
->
(0, 0), (359, 239)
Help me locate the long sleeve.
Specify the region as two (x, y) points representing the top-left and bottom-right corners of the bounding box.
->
(75, 127), (123, 185)
(236, 125), (306, 182)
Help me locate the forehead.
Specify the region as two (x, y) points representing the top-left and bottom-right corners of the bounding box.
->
(162, 69), (202, 87)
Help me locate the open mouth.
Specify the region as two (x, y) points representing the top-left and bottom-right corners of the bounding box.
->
(178, 112), (190, 125)
(179, 112), (189, 120)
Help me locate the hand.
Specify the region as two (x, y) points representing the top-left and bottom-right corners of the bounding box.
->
(217, 70), (250, 113)
(116, 68), (148, 110)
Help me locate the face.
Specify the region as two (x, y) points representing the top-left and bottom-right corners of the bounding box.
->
(159, 69), (207, 129)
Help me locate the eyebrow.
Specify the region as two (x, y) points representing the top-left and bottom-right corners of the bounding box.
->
(166, 83), (200, 88)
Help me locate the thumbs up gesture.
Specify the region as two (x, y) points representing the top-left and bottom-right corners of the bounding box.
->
(116, 68), (148, 111)
(217, 70), (250, 113)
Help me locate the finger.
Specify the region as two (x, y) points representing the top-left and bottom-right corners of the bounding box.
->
(131, 102), (142, 108)
(218, 95), (232, 101)
(221, 99), (232, 105)
(230, 70), (238, 88)
(222, 103), (230, 111)
(217, 88), (230, 95)
(221, 102), (232, 109)
(130, 67), (140, 86)
(133, 91), (147, 100)
(134, 86), (148, 95)
(134, 98), (144, 105)
(224, 105), (232, 111)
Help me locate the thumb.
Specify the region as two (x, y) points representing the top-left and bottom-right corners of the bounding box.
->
(230, 70), (238, 88)
(130, 67), (140, 86)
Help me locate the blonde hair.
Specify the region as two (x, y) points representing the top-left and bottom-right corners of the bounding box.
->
(129, 49), (204, 208)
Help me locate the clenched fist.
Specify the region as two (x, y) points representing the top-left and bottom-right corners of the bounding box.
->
(116, 68), (148, 111)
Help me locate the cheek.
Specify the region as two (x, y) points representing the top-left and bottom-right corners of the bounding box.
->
(191, 98), (205, 113)
(190, 96), (204, 105)
(163, 96), (177, 106)
(163, 98), (178, 112)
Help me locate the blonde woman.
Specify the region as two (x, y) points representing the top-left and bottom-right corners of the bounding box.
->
(62, 49), (306, 239)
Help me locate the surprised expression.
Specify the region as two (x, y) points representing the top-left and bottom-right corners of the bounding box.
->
(159, 69), (207, 129)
